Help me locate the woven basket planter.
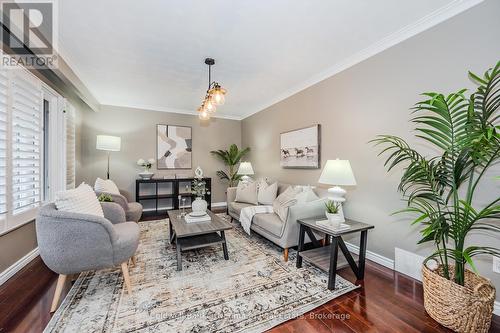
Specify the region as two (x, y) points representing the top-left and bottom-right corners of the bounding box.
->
(422, 264), (496, 333)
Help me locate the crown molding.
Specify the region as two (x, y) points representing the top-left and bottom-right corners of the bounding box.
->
(100, 102), (242, 120)
(240, 0), (484, 120)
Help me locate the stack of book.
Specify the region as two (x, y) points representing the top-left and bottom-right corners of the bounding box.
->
(316, 220), (350, 231)
(185, 214), (211, 223)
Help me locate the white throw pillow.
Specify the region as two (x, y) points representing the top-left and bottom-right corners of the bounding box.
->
(272, 186), (300, 221)
(295, 185), (319, 204)
(56, 183), (104, 217)
(257, 180), (278, 205)
(235, 181), (258, 205)
(94, 177), (120, 195)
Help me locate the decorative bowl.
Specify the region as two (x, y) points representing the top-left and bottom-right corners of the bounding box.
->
(138, 172), (154, 180)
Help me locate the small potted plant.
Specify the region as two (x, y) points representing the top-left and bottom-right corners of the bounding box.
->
(325, 200), (342, 228)
(137, 158), (155, 179)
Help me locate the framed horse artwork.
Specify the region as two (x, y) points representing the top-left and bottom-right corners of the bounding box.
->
(280, 124), (320, 169)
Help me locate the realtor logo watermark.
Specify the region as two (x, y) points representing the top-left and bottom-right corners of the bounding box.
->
(1, 0), (58, 68)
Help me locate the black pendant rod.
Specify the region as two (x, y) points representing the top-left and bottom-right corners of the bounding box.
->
(205, 58), (215, 91)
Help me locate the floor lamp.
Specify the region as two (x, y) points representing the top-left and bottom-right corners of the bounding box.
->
(96, 135), (121, 179)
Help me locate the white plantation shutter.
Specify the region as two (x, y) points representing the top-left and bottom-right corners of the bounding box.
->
(11, 72), (43, 215)
(0, 64), (68, 235)
(0, 71), (8, 215)
(65, 106), (76, 189)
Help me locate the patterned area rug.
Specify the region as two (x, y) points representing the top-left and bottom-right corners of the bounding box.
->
(45, 216), (358, 333)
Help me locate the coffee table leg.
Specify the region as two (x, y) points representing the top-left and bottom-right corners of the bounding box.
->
(169, 219), (175, 244)
(176, 241), (182, 271)
(221, 231), (229, 260)
(328, 237), (339, 290)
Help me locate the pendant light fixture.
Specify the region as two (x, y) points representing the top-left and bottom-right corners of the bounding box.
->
(197, 58), (227, 120)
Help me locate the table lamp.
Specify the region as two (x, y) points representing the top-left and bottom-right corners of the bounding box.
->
(318, 159), (356, 222)
(96, 135), (121, 179)
(237, 162), (254, 184)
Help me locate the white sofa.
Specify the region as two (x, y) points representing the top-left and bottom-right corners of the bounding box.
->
(227, 182), (326, 261)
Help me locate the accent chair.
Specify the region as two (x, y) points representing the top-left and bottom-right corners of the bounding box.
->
(36, 202), (140, 312)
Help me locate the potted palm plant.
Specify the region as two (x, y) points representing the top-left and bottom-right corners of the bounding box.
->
(373, 61), (499, 333)
(211, 144), (250, 187)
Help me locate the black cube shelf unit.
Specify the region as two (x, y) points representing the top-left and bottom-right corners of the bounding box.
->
(136, 178), (212, 217)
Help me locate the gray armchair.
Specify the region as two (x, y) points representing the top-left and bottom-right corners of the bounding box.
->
(95, 190), (143, 222)
(36, 202), (140, 312)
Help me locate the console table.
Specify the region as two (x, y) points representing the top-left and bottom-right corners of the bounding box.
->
(296, 217), (374, 290)
(135, 178), (211, 217)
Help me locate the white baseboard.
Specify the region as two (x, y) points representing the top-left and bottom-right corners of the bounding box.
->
(345, 241), (394, 270)
(494, 301), (500, 316)
(211, 202), (227, 208)
(0, 247), (39, 286)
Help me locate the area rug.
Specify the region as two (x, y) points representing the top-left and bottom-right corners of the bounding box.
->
(45, 216), (358, 333)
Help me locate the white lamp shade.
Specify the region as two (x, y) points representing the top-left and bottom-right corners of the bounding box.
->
(237, 162), (254, 175)
(96, 135), (121, 151)
(318, 159), (356, 186)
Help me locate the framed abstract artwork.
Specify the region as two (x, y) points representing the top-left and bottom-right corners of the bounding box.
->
(280, 124), (320, 169)
(157, 125), (192, 169)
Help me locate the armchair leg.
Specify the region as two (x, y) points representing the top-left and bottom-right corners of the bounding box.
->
(121, 262), (132, 295)
(50, 274), (67, 313)
(284, 248), (289, 262)
(130, 255), (136, 267)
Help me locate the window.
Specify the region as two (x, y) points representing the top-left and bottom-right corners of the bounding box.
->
(0, 65), (68, 235)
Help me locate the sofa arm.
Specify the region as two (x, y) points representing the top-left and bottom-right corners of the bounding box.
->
(101, 202), (126, 224)
(96, 191), (129, 211)
(281, 198), (327, 248)
(227, 187), (237, 206)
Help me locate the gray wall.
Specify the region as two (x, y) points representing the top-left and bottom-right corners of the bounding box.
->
(242, 0), (500, 300)
(77, 105), (241, 204)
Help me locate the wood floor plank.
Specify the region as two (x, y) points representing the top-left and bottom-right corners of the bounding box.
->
(1, 252), (499, 333)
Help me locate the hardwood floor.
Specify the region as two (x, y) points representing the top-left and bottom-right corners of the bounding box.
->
(1, 245), (499, 332)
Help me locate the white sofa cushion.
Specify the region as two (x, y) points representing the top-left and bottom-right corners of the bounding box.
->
(295, 185), (319, 204)
(272, 186), (299, 222)
(94, 177), (120, 194)
(55, 183), (104, 217)
(257, 180), (278, 205)
(235, 181), (258, 205)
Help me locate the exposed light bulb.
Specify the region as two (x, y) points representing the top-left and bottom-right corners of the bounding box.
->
(212, 91), (225, 105)
(209, 84), (226, 105)
(199, 110), (210, 120)
(205, 96), (216, 112)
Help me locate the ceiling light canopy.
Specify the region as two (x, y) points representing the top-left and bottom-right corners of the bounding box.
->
(198, 58), (227, 120)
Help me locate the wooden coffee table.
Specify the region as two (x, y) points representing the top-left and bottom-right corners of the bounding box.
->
(167, 209), (232, 271)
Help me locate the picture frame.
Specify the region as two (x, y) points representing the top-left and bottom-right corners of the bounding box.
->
(280, 124), (320, 169)
(156, 124), (192, 169)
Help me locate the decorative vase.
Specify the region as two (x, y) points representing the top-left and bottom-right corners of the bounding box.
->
(138, 170), (154, 179)
(325, 212), (342, 228)
(192, 197), (208, 214)
(422, 264), (495, 333)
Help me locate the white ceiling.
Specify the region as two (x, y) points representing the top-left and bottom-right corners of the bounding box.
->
(58, 0), (481, 120)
